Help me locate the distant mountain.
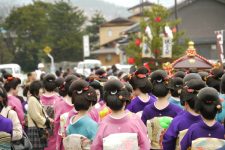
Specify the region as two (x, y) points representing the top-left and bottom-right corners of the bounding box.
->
(0, 0), (130, 20)
(70, 0), (130, 20)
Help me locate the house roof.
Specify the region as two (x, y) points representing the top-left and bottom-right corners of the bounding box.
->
(121, 23), (140, 35)
(91, 48), (118, 55)
(101, 17), (135, 27)
(128, 1), (154, 11)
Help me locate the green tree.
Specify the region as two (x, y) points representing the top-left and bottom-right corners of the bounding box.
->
(4, 1), (86, 71)
(126, 4), (186, 69)
(86, 11), (106, 50)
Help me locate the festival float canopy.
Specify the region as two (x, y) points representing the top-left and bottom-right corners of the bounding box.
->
(172, 41), (213, 69)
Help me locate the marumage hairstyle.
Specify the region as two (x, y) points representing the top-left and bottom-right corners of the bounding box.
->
(71, 79), (97, 111)
(220, 74), (225, 94)
(4, 75), (21, 92)
(104, 79), (131, 111)
(180, 79), (206, 109)
(43, 73), (56, 92)
(168, 77), (183, 97)
(129, 67), (152, 94)
(206, 68), (224, 92)
(196, 87), (222, 120)
(150, 70), (169, 97)
(174, 71), (186, 79)
(89, 80), (104, 100)
(59, 75), (78, 97)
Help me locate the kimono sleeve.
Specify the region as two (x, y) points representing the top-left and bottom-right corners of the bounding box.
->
(162, 119), (179, 150)
(180, 129), (193, 150)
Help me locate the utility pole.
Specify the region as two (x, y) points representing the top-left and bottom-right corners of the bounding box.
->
(175, 0), (179, 32)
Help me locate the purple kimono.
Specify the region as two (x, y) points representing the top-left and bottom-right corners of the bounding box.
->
(126, 95), (156, 113)
(162, 111), (202, 150)
(0, 115), (13, 134)
(180, 120), (225, 150)
(141, 103), (183, 125)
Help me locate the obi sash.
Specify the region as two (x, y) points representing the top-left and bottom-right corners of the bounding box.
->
(63, 134), (91, 150)
(103, 133), (139, 150)
(0, 132), (11, 150)
(191, 138), (225, 150)
(175, 129), (188, 150)
(147, 116), (173, 149)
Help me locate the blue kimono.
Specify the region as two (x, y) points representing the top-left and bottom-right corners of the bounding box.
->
(216, 94), (225, 123)
(67, 115), (98, 140)
(168, 96), (183, 109)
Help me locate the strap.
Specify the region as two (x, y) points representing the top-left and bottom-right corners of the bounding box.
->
(6, 109), (11, 118)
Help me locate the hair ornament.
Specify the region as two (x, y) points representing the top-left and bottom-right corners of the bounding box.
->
(156, 79), (163, 83)
(7, 76), (14, 81)
(110, 90), (117, 95)
(217, 105), (222, 110)
(77, 90), (83, 94)
(137, 74), (146, 79)
(119, 95), (123, 100)
(205, 100), (213, 104)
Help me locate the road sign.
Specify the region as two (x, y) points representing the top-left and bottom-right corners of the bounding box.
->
(43, 46), (52, 54)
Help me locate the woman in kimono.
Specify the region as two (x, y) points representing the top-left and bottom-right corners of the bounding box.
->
(126, 67), (156, 116)
(91, 79), (150, 150)
(163, 79), (206, 150)
(181, 87), (225, 150)
(55, 75), (78, 150)
(65, 79), (98, 149)
(168, 77), (184, 108)
(141, 70), (183, 150)
(216, 74), (225, 123)
(40, 73), (61, 150)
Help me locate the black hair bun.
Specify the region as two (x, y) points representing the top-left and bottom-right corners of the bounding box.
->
(211, 68), (224, 79)
(198, 87), (219, 103)
(89, 80), (102, 90)
(174, 71), (186, 79)
(198, 71), (209, 81)
(69, 79), (89, 94)
(186, 79), (206, 91)
(183, 73), (201, 84)
(65, 75), (78, 83)
(104, 79), (123, 94)
(95, 69), (106, 76)
(150, 70), (168, 84)
(135, 67), (149, 76)
(43, 74), (56, 82)
(55, 77), (64, 87)
(221, 74), (225, 94)
(124, 82), (133, 93)
(168, 77), (183, 90)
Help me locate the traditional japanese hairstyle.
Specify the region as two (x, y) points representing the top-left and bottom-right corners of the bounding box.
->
(4, 75), (21, 92)
(128, 67), (152, 94)
(168, 77), (183, 97)
(180, 79), (206, 109)
(59, 75), (78, 97)
(206, 68), (224, 92)
(198, 71), (209, 82)
(104, 79), (131, 111)
(95, 69), (107, 79)
(220, 74), (225, 94)
(173, 71), (186, 79)
(196, 87), (222, 120)
(43, 73), (56, 92)
(70, 79), (97, 111)
(183, 73), (201, 84)
(89, 80), (104, 100)
(150, 70), (169, 97)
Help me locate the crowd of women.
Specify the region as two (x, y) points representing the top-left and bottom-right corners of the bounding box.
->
(0, 65), (225, 150)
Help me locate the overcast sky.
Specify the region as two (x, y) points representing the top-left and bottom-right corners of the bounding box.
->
(102, 0), (176, 8)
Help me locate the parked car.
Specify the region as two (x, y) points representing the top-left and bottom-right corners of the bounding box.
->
(0, 64), (22, 79)
(74, 59), (102, 77)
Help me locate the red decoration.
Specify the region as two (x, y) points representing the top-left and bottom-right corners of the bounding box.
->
(143, 63), (151, 72)
(154, 49), (160, 54)
(128, 57), (135, 64)
(135, 38), (141, 46)
(155, 17), (161, 22)
(172, 27), (177, 33)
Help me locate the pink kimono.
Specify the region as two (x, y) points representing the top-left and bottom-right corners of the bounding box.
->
(7, 95), (24, 126)
(54, 99), (74, 150)
(91, 112), (151, 150)
(40, 94), (61, 150)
